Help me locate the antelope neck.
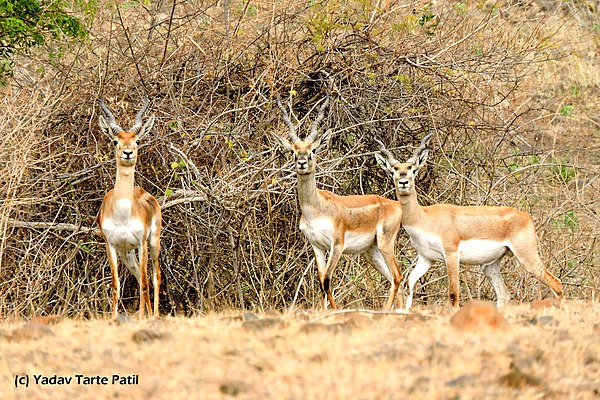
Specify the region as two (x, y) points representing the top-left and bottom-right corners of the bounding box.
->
(395, 186), (423, 225)
(297, 171), (320, 209)
(114, 164), (136, 200)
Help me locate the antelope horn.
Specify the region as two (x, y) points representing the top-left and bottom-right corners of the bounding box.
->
(276, 95), (300, 143)
(374, 138), (399, 165)
(306, 95), (330, 143)
(130, 95), (150, 133)
(411, 132), (433, 158)
(98, 96), (124, 133)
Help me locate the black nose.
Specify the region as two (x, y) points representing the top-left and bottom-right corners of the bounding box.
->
(298, 160), (307, 168)
(122, 150), (134, 158)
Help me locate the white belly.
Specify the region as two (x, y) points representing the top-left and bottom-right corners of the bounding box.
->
(300, 217), (374, 254)
(405, 226), (508, 265)
(458, 239), (508, 265)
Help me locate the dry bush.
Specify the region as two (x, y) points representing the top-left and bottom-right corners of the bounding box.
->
(0, 0), (598, 317)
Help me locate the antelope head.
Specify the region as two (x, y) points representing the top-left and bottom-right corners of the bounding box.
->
(276, 95), (331, 175)
(375, 133), (432, 196)
(99, 96), (155, 167)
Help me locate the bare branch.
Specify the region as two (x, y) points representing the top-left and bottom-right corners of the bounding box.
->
(6, 218), (100, 235)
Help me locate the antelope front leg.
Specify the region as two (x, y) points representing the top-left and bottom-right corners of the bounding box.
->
(445, 251), (460, 307)
(106, 244), (121, 320)
(311, 245), (330, 310)
(138, 242), (152, 319)
(406, 255), (433, 311)
(322, 242), (345, 310)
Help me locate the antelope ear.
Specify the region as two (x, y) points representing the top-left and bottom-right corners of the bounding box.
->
(410, 149), (429, 177)
(312, 129), (332, 153)
(99, 115), (113, 138)
(136, 114), (155, 140)
(375, 153), (394, 173)
(415, 149), (429, 169)
(276, 134), (294, 151)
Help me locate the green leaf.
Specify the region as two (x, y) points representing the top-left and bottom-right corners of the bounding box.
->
(559, 105), (573, 117)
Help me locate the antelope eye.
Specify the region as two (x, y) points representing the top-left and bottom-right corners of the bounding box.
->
(112, 140), (118, 146)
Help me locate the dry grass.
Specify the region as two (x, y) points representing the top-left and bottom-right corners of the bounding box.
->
(0, 1), (598, 397)
(1, 300), (599, 399)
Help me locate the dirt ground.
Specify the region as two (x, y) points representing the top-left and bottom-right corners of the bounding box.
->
(1, 300), (599, 399)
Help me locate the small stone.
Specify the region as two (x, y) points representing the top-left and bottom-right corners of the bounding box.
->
(132, 329), (169, 343)
(10, 322), (54, 341)
(341, 313), (371, 328)
(219, 380), (248, 396)
(405, 312), (427, 322)
(241, 312), (259, 322)
(446, 374), (473, 387)
(116, 314), (133, 325)
(530, 299), (557, 310)
(299, 322), (345, 334)
(529, 315), (555, 326)
(264, 310), (281, 318)
(450, 301), (508, 331)
(30, 315), (62, 325)
(498, 362), (543, 388)
(242, 318), (286, 331)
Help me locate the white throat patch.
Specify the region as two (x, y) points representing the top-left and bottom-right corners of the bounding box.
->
(115, 199), (133, 221)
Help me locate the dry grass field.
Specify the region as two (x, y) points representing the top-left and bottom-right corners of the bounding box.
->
(0, 1), (599, 398)
(1, 300), (599, 399)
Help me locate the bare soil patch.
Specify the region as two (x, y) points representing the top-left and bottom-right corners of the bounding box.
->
(1, 300), (599, 399)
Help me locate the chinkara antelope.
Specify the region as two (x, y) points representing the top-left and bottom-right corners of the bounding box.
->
(375, 134), (563, 310)
(97, 96), (162, 319)
(277, 95), (403, 310)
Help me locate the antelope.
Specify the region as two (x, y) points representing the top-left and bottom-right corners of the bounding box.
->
(97, 96), (162, 319)
(276, 95), (403, 310)
(375, 135), (563, 310)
